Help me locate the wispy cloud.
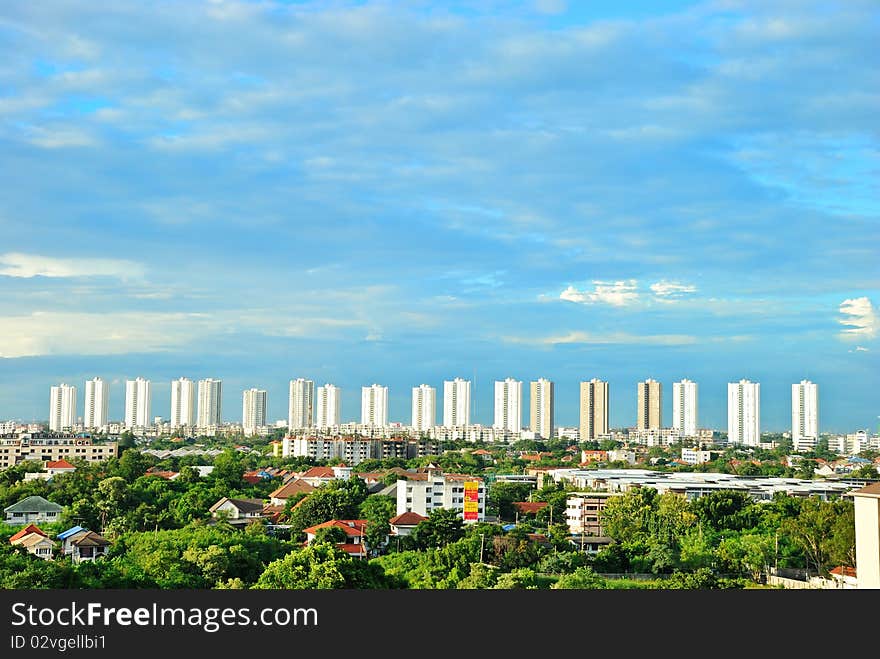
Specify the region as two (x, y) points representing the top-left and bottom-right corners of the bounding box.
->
(650, 280), (697, 301)
(838, 297), (877, 339)
(560, 280), (639, 307)
(0, 253), (145, 280)
(503, 330), (697, 346)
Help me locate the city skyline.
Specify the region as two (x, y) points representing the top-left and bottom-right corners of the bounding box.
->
(0, 1), (876, 433)
(18, 373), (872, 435)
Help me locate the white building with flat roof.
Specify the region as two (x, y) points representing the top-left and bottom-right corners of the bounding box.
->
(124, 377), (152, 429)
(443, 378), (471, 428)
(673, 379), (698, 437)
(494, 378), (522, 432)
(361, 384), (388, 427)
(396, 471), (485, 522)
(83, 377), (109, 431)
(728, 379), (760, 446)
(242, 388), (267, 435)
(197, 378), (223, 428)
(170, 377), (195, 430)
(316, 384), (341, 429)
(412, 384), (436, 431)
(49, 384), (77, 432)
(792, 380), (818, 445)
(288, 378), (314, 429)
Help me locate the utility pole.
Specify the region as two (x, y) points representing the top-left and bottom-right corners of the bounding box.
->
(479, 533), (485, 564)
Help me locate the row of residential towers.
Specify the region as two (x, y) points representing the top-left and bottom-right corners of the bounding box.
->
(48, 377), (820, 445)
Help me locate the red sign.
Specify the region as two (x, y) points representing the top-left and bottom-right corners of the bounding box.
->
(463, 481), (479, 521)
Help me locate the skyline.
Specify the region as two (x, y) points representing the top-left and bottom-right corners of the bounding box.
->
(0, 1), (877, 431)
(8, 374), (873, 435)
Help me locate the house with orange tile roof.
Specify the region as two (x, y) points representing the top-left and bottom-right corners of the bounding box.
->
(388, 512), (427, 537)
(9, 524), (54, 560)
(269, 479), (316, 506)
(302, 519), (370, 558)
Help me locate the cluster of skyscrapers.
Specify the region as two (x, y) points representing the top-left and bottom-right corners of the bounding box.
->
(46, 376), (821, 446)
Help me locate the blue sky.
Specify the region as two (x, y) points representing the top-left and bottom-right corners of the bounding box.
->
(0, 0), (877, 433)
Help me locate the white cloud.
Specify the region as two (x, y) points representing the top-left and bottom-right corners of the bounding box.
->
(26, 127), (97, 149)
(0, 312), (211, 358)
(650, 280), (698, 301)
(0, 253), (145, 280)
(560, 280), (639, 307)
(849, 346), (869, 353)
(504, 331), (697, 346)
(839, 297), (877, 339)
(0, 310), (372, 358)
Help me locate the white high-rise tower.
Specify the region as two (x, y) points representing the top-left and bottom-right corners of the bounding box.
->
(728, 379), (760, 446)
(493, 378), (522, 432)
(530, 378), (555, 439)
(197, 378), (223, 428)
(288, 378), (314, 429)
(443, 378), (471, 428)
(792, 380), (818, 444)
(411, 384), (436, 431)
(361, 384), (389, 427)
(49, 383), (77, 432)
(242, 388), (267, 435)
(673, 379), (698, 437)
(124, 377), (152, 429)
(316, 384), (341, 429)
(83, 377), (109, 431)
(170, 377), (195, 430)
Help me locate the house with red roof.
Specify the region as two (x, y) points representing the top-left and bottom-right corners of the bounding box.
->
(45, 460), (77, 475)
(512, 502), (548, 517)
(302, 519), (370, 558)
(388, 512), (427, 537)
(269, 478), (316, 506)
(9, 524), (54, 560)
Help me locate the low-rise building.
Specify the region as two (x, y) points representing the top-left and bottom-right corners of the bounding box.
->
(565, 492), (618, 536)
(396, 470), (486, 522)
(388, 512), (427, 537)
(0, 435), (117, 468)
(681, 448), (716, 465)
(208, 497), (266, 524)
(58, 526), (111, 563)
(4, 495), (64, 525)
(302, 519), (369, 558)
(9, 524), (55, 560)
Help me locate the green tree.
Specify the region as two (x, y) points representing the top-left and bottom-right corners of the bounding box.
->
(358, 495), (396, 552)
(411, 508), (465, 549)
(212, 450), (245, 489)
(253, 543), (391, 589)
(781, 497), (839, 575)
(551, 566), (607, 589)
(313, 526), (349, 545)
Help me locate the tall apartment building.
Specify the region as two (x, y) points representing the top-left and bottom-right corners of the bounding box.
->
(443, 378), (471, 428)
(411, 384), (436, 431)
(361, 384), (389, 427)
(242, 388), (267, 435)
(579, 379), (609, 441)
(170, 377), (195, 430)
(83, 377), (109, 431)
(493, 378), (522, 432)
(728, 379), (760, 446)
(637, 379), (662, 430)
(49, 384), (77, 432)
(792, 380), (818, 445)
(672, 379), (698, 437)
(197, 378), (223, 428)
(316, 384), (341, 429)
(530, 378), (554, 439)
(288, 378), (314, 430)
(124, 377), (152, 429)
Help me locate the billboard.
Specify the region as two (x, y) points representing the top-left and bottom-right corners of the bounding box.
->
(463, 480), (480, 521)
